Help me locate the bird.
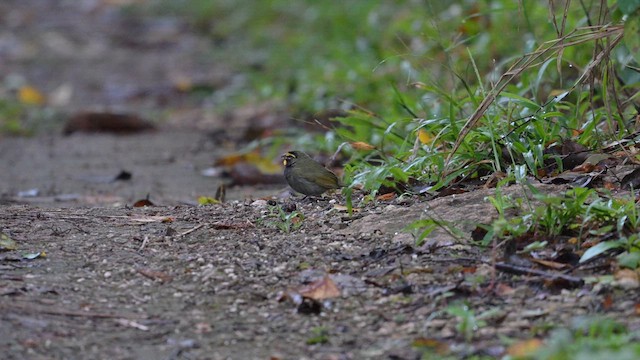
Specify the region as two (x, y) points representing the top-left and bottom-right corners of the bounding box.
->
(281, 151), (342, 197)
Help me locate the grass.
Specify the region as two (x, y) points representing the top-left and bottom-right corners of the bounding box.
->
(527, 316), (640, 360)
(128, 1), (640, 268)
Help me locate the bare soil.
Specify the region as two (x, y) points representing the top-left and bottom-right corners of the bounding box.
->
(1, 2), (638, 360)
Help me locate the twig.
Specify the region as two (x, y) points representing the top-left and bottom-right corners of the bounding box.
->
(495, 262), (584, 287)
(179, 224), (204, 237)
(138, 235), (150, 252)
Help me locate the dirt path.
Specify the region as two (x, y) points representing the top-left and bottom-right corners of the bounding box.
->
(2, 183), (638, 359)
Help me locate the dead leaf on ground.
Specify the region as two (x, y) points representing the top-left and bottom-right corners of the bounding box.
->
(412, 337), (450, 354)
(130, 215), (173, 223)
(350, 141), (376, 151)
(63, 112), (155, 135)
(507, 338), (543, 357)
(137, 268), (173, 283)
(133, 194), (154, 207)
(0, 233), (17, 251)
(376, 192), (396, 201)
(495, 283), (516, 296)
(530, 258), (569, 270)
(333, 204), (360, 212)
(18, 85), (46, 105)
(298, 275), (341, 300)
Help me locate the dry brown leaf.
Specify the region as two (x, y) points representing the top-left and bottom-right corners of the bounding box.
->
(333, 204), (359, 212)
(412, 338), (449, 354)
(531, 258), (569, 270)
(137, 268), (173, 283)
(63, 112), (154, 135)
(132, 199), (154, 207)
(298, 275), (341, 300)
(350, 141), (376, 151)
(507, 339), (543, 357)
(495, 283), (516, 296)
(376, 192), (396, 201)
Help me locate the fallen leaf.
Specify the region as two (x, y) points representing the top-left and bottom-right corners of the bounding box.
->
(376, 192), (396, 201)
(63, 112), (155, 135)
(461, 266), (477, 274)
(350, 141), (376, 150)
(18, 85), (45, 105)
(531, 258), (569, 270)
(198, 196), (221, 205)
(412, 338), (449, 354)
(137, 268), (173, 283)
(0, 233), (17, 251)
(133, 198), (154, 207)
(333, 204), (360, 212)
(495, 283), (516, 296)
(298, 275), (341, 300)
(507, 338), (543, 357)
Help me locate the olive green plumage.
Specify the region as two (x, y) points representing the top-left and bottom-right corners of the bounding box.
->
(282, 151), (341, 196)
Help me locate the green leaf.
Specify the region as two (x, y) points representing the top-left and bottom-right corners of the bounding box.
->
(624, 12), (640, 64)
(619, 0), (640, 15)
(389, 166), (409, 183)
(618, 251), (640, 269)
(580, 241), (622, 263)
(500, 92), (541, 110)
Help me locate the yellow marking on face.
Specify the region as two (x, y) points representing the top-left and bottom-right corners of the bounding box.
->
(282, 152), (296, 166)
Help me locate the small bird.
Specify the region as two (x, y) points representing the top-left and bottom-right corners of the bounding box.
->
(282, 151), (342, 197)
